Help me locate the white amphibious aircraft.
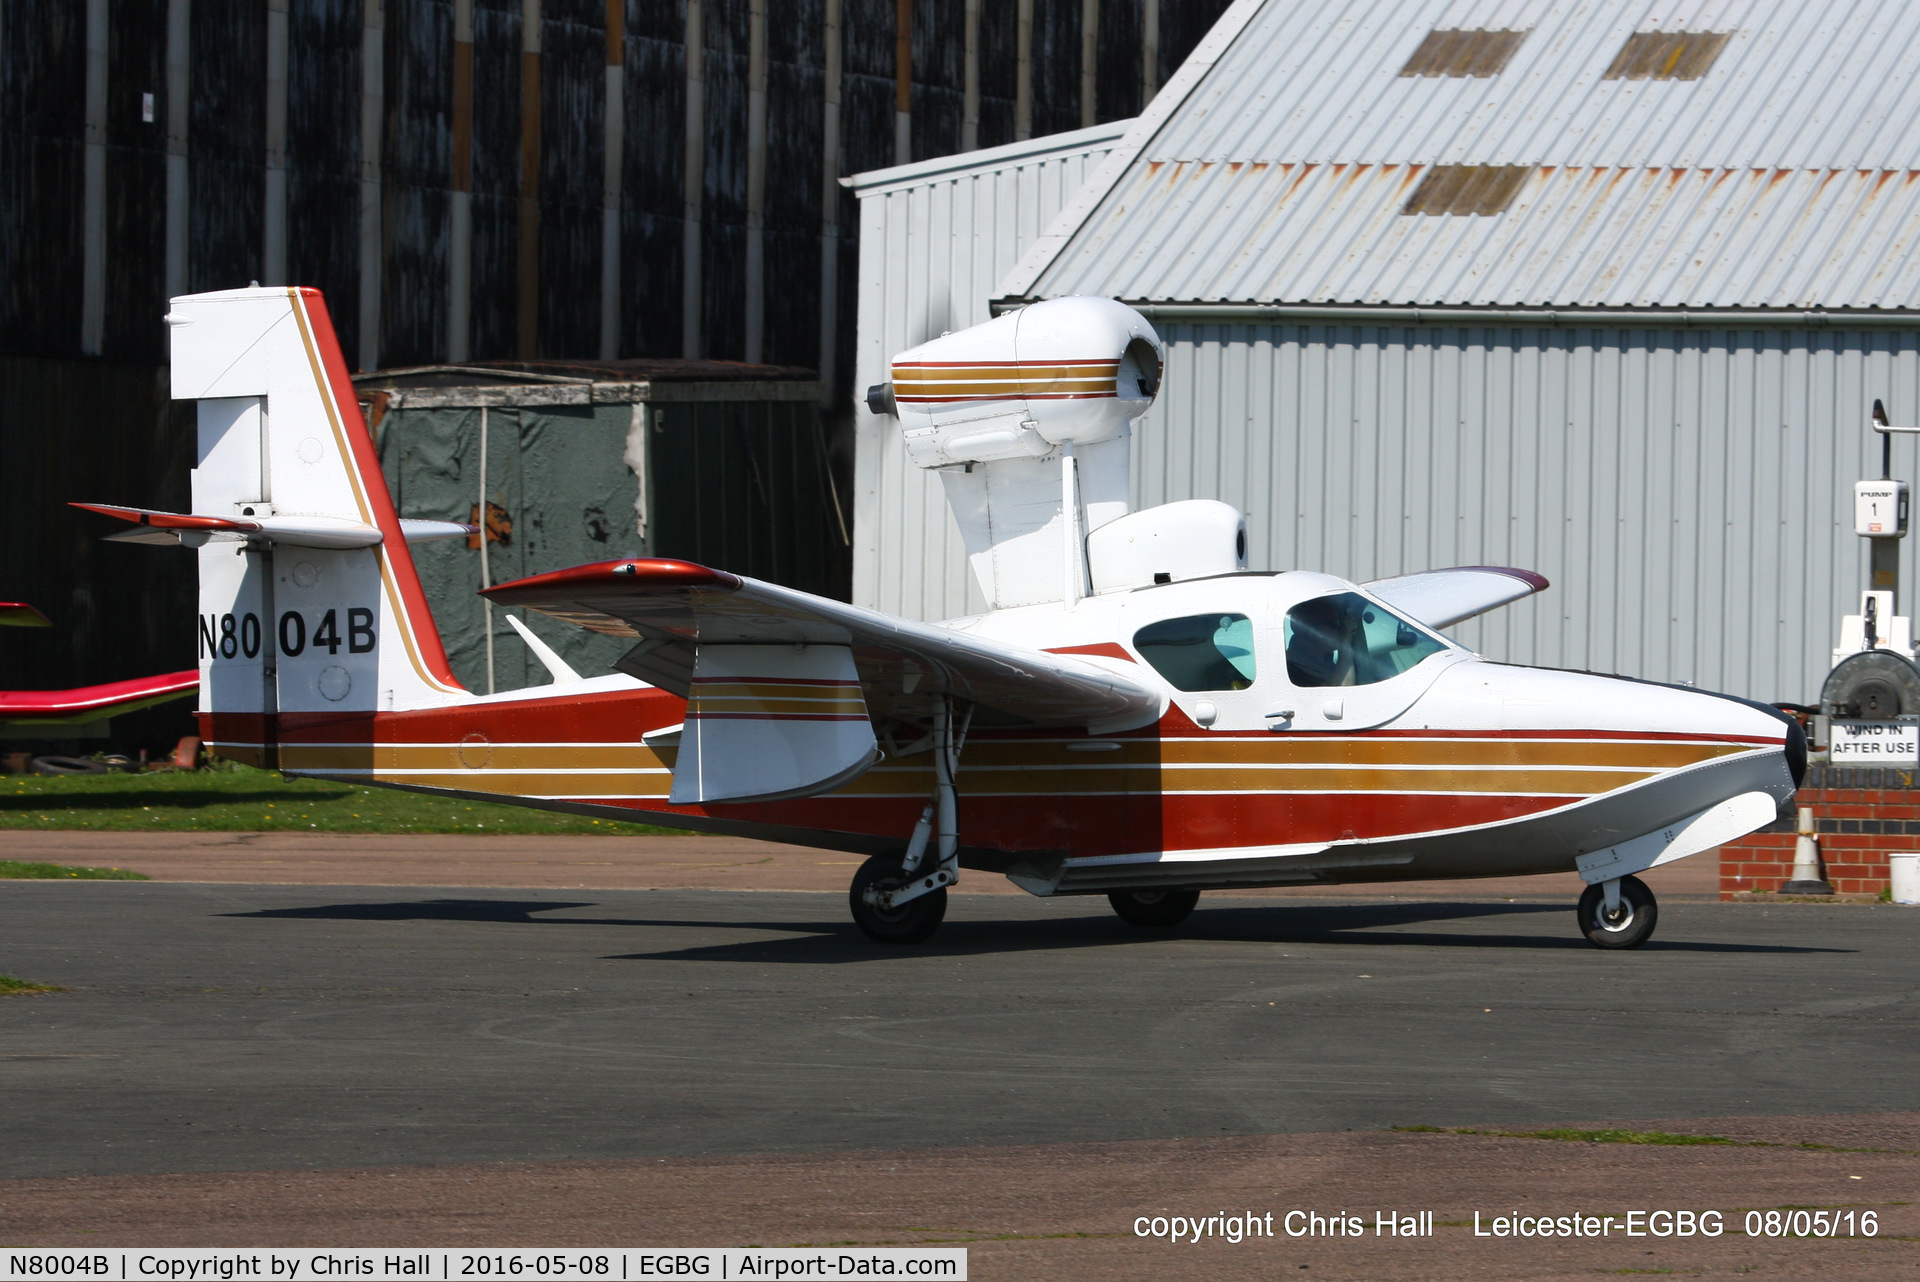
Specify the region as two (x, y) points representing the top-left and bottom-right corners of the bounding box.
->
(78, 287), (1802, 948)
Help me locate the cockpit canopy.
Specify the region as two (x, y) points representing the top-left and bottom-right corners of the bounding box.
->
(1128, 588), (1449, 693)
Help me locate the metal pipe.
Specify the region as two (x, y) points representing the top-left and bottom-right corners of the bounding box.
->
(745, 0), (768, 362)
(1014, 0), (1032, 141)
(360, 0), (385, 371)
(1080, 0), (1097, 129)
(961, 0), (980, 151)
(894, 0), (912, 165)
(517, 0), (542, 360)
(81, 0), (107, 354)
(264, 0), (289, 285)
(600, 0), (624, 360)
(449, 0), (473, 360)
(682, 0), (705, 358)
(1142, 0), (1158, 105)
(165, 0), (190, 299)
(818, 0), (842, 401)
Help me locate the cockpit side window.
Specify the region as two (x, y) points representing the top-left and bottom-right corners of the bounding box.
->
(1284, 592), (1446, 688)
(1133, 613), (1257, 691)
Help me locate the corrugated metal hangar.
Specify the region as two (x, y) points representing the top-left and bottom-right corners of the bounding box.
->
(853, 0), (1920, 705)
(0, 0), (1231, 732)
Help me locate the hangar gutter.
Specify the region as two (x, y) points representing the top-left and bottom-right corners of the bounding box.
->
(991, 302), (1920, 329)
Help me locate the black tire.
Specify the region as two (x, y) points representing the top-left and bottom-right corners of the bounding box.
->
(1577, 875), (1657, 949)
(1108, 888), (1201, 928)
(849, 855), (948, 944)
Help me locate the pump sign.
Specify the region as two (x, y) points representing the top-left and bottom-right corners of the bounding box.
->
(1829, 718), (1920, 763)
(1854, 480), (1909, 537)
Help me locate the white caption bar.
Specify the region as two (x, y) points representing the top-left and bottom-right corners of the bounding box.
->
(0, 1251), (966, 1282)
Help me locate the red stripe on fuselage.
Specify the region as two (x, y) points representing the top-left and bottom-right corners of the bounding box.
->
(204, 685), (1771, 860)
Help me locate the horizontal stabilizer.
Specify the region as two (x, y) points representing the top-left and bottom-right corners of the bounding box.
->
(484, 557), (1164, 732)
(1364, 566), (1549, 629)
(73, 502), (473, 550)
(0, 670), (199, 725)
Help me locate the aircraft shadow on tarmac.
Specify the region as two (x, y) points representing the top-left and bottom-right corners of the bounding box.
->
(224, 898), (1853, 961)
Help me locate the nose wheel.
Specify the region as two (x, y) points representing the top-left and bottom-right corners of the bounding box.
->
(1577, 874), (1657, 949)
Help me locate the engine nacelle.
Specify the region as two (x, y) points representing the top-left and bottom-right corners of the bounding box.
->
(880, 297), (1163, 469)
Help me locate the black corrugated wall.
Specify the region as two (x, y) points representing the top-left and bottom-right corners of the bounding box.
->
(0, 0), (1235, 730)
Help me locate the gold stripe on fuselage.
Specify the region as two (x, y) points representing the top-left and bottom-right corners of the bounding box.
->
(275, 735), (1758, 802)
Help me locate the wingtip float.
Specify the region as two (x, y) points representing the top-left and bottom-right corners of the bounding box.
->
(98, 286), (1799, 949)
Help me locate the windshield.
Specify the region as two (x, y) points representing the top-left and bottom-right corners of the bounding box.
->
(1284, 592), (1447, 687)
(1133, 613), (1257, 691)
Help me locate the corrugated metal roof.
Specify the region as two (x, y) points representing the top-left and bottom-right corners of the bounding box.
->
(1009, 0), (1920, 308)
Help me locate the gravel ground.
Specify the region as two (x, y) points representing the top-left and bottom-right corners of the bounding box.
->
(3, 1117), (1915, 1279)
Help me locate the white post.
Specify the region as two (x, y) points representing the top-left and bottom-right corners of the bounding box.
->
(479, 406), (494, 695)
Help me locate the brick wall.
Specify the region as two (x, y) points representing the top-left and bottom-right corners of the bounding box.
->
(1719, 766), (1918, 898)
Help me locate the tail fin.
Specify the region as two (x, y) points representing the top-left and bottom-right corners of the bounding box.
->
(168, 287), (466, 763)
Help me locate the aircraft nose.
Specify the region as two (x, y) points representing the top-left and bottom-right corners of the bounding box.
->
(1700, 689), (1805, 790)
(1782, 714), (1808, 788)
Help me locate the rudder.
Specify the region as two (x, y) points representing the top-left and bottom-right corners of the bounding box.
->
(169, 287), (469, 765)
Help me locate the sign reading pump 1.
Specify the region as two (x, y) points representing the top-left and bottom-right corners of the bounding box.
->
(1854, 480), (1909, 537)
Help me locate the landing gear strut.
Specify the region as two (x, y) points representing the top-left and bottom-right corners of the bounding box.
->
(850, 701), (970, 944)
(1577, 874), (1657, 949)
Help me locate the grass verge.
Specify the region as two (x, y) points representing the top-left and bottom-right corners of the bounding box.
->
(0, 860), (149, 879)
(3, 762), (679, 835)
(0, 975), (64, 995)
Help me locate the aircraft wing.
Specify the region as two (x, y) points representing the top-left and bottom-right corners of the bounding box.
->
(1364, 566), (1549, 630)
(0, 670), (200, 725)
(483, 558), (1162, 733)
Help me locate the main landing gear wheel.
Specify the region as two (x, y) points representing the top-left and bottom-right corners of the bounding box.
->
(850, 855), (948, 944)
(1577, 875), (1657, 950)
(1108, 888), (1201, 928)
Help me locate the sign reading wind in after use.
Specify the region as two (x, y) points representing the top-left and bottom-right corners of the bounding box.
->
(1829, 718), (1920, 764)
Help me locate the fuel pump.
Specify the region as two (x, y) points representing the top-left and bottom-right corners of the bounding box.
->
(1822, 401), (1920, 756)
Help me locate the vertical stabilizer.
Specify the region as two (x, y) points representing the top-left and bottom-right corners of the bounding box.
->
(170, 287), (467, 764)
